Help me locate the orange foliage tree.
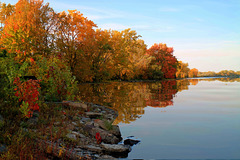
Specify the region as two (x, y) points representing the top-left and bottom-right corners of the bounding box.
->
(79, 29), (113, 82)
(189, 68), (198, 77)
(0, 0), (54, 61)
(55, 10), (97, 81)
(147, 43), (177, 79)
(0, 2), (15, 29)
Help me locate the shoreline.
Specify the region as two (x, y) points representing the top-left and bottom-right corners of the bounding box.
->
(77, 76), (237, 85)
(0, 101), (134, 159)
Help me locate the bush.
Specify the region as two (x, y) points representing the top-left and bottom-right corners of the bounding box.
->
(31, 57), (78, 102)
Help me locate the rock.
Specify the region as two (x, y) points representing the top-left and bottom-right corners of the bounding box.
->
(85, 121), (94, 126)
(101, 111), (106, 114)
(66, 133), (77, 140)
(81, 117), (91, 123)
(85, 112), (103, 118)
(99, 155), (117, 159)
(71, 131), (80, 136)
(93, 120), (121, 140)
(110, 125), (122, 140)
(71, 131), (86, 138)
(79, 133), (86, 138)
(94, 108), (101, 112)
(94, 119), (108, 130)
(82, 145), (102, 153)
(101, 143), (131, 153)
(72, 122), (77, 126)
(124, 138), (140, 146)
(0, 144), (7, 153)
(68, 102), (88, 111)
(93, 122), (100, 128)
(92, 127), (120, 144)
(83, 125), (120, 144)
(74, 148), (83, 152)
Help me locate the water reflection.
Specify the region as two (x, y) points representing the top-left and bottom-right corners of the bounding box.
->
(78, 78), (240, 124)
(146, 80), (177, 108)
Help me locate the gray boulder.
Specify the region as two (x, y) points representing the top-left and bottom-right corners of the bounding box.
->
(101, 143), (131, 153)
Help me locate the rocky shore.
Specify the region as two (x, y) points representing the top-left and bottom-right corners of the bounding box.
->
(52, 101), (132, 159)
(0, 102), (139, 159)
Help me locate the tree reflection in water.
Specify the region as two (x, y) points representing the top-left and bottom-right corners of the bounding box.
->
(77, 78), (239, 124)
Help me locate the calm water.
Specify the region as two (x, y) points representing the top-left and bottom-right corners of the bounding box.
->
(78, 78), (240, 159)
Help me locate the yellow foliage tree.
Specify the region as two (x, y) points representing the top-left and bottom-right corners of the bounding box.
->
(176, 61), (190, 78)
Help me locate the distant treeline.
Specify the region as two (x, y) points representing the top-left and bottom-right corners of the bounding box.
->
(198, 70), (240, 78)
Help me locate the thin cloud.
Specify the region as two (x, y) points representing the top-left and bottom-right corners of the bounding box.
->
(99, 23), (129, 30)
(47, 1), (125, 20)
(131, 25), (150, 30)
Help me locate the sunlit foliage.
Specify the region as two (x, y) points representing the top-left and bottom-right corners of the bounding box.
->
(188, 68), (198, 78)
(0, 0), (54, 62)
(176, 61), (190, 79)
(0, 2), (15, 29)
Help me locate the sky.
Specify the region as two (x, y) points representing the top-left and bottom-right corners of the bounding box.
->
(3, 0), (240, 72)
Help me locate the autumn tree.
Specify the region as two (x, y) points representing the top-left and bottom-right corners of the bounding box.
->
(110, 29), (142, 80)
(147, 43), (177, 79)
(118, 29), (148, 80)
(55, 10), (97, 81)
(176, 61), (190, 78)
(75, 28), (149, 82)
(129, 39), (151, 79)
(188, 68), (198, 77)
(0, 0), (54, 61)
(80, 29), (113, 82)
(0, 2), (15, 29)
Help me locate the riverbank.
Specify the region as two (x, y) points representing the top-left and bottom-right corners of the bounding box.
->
(0, 101), (136, 159)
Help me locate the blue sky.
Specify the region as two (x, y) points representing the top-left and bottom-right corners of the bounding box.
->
(3, 0), (240, 72)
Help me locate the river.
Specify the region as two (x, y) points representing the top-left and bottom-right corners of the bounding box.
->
(78, 78), (240, 159)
